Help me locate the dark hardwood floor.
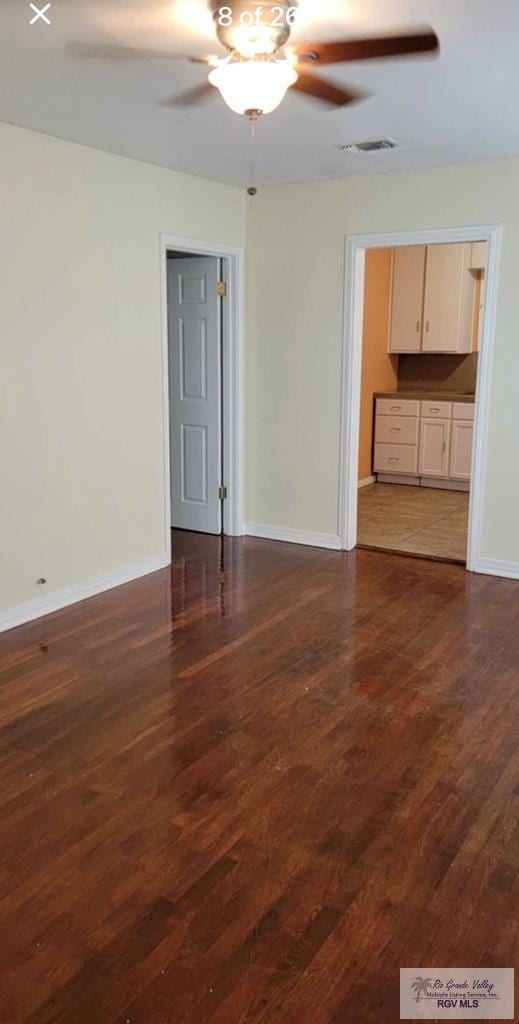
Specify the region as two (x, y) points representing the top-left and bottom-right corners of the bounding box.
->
(1, 532), (518, 1024)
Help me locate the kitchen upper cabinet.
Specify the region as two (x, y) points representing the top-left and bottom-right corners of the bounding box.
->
(419, 418), (451, 477)
(422, 244), (474, 354)
(450, 420), (474, 480)
(389, 246), (426, 353)
(469, 241), (488, 271)
(470, 243), (487, 352)
(389, 243), (476, 354)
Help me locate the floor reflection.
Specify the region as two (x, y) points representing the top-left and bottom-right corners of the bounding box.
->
(169, 530), (232, 627)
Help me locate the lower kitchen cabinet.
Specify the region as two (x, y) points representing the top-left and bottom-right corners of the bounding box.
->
(449, 420), (474, 480)
(419, 418), (451, 477)
(374, 443), (419, 475)
(374, 397), (474, 488)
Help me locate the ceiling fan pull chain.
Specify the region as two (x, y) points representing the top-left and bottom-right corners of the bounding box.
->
(247, 111), (258, 198)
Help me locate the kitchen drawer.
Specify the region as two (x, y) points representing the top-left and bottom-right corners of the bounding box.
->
(374, 443), (418, 475)
(375, 415), (419, 445)
(420, 400), (452, 418)
(452, 402), (474, 421)
(376, 398), (419, 417)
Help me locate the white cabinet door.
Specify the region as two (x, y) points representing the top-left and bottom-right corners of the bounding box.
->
(168, 256), (222, 534)
(419, 418), (451, 477)
(422, 243), (474, 353)
(389, 246), (426, 352)
(469, 241), (487, 271)
(449, 420), (474, 481)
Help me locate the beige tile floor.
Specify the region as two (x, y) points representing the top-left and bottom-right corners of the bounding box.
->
(358, 483), (469, 563)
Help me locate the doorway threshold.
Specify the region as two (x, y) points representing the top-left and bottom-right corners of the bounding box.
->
(357, 542), (466, 567)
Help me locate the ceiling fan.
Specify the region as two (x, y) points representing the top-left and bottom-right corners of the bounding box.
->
(71, 1), (440, 118)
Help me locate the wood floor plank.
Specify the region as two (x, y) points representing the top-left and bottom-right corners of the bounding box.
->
(0, 532), (518, 1023)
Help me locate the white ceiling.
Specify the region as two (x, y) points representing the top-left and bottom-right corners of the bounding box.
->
(1, 0), (519, 187)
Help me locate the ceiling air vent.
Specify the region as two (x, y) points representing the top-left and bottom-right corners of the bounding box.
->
(340, 138), (398, 154)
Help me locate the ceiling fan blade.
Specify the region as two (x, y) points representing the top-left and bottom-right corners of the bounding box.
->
(159, 82), (215, 108)
(292, 74), (366, 108)
(293, 29), (439, 67)
(66, 42), (216, 65)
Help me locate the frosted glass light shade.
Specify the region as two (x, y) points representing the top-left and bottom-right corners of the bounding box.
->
(209, 60), (298, 115)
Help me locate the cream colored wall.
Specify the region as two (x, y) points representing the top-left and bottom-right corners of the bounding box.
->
(0, 121), (245, 614)
(246, 158), (519, 562)
(359, 249), (397, 481)
(3, 125), (519, 621)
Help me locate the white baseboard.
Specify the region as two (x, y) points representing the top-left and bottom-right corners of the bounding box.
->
(245, 523), (342, 551)
(470, 558), (519, 581)
(358, 476), (376, 489)
(0, 551), (171, 634)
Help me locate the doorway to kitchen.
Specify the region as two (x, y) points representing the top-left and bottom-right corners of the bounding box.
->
(339, 226), (501, 572)
(161, 235), (244, 548)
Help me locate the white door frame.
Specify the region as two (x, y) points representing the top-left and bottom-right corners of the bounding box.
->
(338, 224), (502, 572)
(160, 234), (244, 543)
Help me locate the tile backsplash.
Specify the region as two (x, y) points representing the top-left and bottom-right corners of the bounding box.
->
(398, 352), (478, 394)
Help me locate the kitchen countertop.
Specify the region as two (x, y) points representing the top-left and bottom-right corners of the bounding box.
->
(375, 390), (475, 403)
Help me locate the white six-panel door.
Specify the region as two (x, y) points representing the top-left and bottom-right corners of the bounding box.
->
(168, 256), (222, 534)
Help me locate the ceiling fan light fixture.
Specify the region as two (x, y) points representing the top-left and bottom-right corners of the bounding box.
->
(209, 60), (298, 115)
(232, 25), (278, 59)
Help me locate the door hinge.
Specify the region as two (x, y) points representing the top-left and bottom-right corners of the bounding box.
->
(216, 281), (227, 298)
(219, 486), (228, 500)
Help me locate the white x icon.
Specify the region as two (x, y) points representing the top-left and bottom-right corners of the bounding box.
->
(29, 3), (51, 25)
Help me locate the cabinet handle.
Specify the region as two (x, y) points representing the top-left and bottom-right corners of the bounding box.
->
(390, 427), (401, 433)
(426, 321), (430, 333)
(390, 405), (402, 411)
(416, 320), (421, 333)
(430, 407), (441, 413)
(389, 457), (399, 463)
